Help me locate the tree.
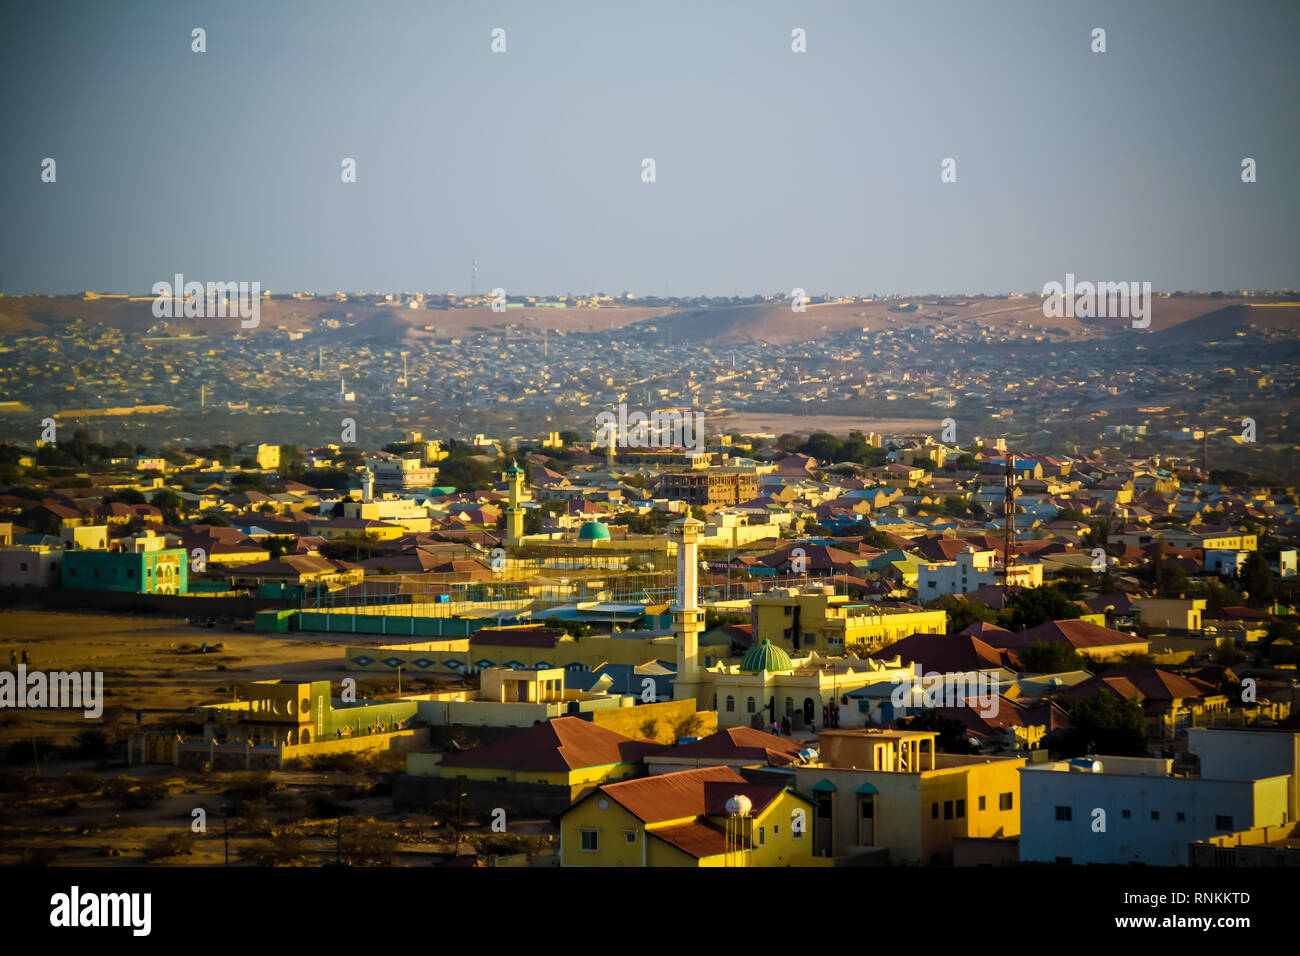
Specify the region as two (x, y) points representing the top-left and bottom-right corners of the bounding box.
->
(1050, 694), (1148, 758)
(938, 494), (967, 515)
(704, 609), (749, 631)
(150, 488), (184, 524)
(542, 615), (591, 638)
(797, 432), (842, 463)
(1016, 641), (1085, 673)
(927, 594), (996, 634)
(905, 710), (977, 754)
(264, 537), (295, 560)
(999, 584), (1084, 631)
(1236, 551), (1274, 607)
(105, 488), (147, 506)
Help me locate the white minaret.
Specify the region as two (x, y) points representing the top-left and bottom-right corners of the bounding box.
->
(360, 466), (374, 503)
(669, 514), (707, 706)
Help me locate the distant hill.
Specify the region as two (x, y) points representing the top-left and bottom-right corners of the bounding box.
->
(1144, 303), (1300, 348)
(0, 293), (1293, 347)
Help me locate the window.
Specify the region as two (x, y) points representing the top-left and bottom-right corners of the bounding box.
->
(785, 698), (794, 716)
(1055, 806), (1072, 821)
(725, 696), (734, 712)
(746, 697), (756, 714)
(1176, 812), (1185, 822)
(955, 799), (965, 819)
(19, 562), (26, 572)
(999, 793), (1013, 811)
(784, 606), (793, 616)
(1122, 809), (1131, 819)
(931, 803), (938, 819)
(1216, 815), (1234, 830)
(978, 795), (986, 811)
(579, 829), (599, 852)
(773, 824), (779, 834)
(624, 830), (637, 844)
(1151, 811), (1159, 821)
(944, 801), (953, 820)
(758, 826), (765, 846)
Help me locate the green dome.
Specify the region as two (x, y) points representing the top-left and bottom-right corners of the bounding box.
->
(740, 639), (794, 674)
(578, 520), (611, 540)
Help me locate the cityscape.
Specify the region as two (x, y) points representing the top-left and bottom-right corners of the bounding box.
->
(1, 0), (1297, 939)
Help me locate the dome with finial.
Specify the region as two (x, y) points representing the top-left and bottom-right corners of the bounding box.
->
(739, 639), (794, 674)
(504, 459), (524, 476)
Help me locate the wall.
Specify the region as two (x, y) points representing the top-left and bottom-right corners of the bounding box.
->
(1017, 765), (1288, 865)
(561, 793), (648, 866)
(0, 586), (293, 616)
(1190, 728), (1300, 819)
(394, 774), (574, 817)
(589, 699), (715, 743)
(282, 727), (428, 762)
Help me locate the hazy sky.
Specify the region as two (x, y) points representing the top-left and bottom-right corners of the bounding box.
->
(2, 0), (1297, 297)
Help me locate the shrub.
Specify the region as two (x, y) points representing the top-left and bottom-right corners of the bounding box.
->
(141, 832), (195, 861)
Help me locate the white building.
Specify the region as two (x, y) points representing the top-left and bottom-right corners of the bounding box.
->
(917, 547), (1042, 597)
(0, 546), (63, 587)
(369, 457), (439, 493)
(1018, 729), (1299, 866)
(1204, 549), (1248, 576)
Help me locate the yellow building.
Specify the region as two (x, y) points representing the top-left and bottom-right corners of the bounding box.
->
(238, 443), (281, 470)
(308, 517), (406, 541)
(706, 639), (919, 730)
(1132, 597), (1207, 632)
(793, 729), (1025, 865)
(751, 587), (947, 656)
(561, 765), (815, 867)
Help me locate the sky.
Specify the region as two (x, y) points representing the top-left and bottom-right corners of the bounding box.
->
(1, 0), (1297, 297)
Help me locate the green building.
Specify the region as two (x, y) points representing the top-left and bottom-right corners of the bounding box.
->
(62, 548), (189, 594)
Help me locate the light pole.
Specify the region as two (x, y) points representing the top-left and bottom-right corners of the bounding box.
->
(455, 791), (467, 850)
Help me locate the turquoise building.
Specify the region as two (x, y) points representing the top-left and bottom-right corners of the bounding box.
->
(62, 548), (189, 594)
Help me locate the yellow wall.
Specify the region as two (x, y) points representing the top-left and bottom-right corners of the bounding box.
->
(561, 789), (814, 867)
(590, 700), (716, 743)
(745, 790), (815, 866)
(795, 755), (1023, 864)
(563, 794), (652, 866)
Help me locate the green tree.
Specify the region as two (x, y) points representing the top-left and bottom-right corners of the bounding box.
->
(927, 594), (996, 634)
(1236, 551), (1274, 607)
(1016, 642), (1086, 673)
(999, 584), (1085, 631)
(1050, 695), (1148, 758)
(905, 710), (977, 754)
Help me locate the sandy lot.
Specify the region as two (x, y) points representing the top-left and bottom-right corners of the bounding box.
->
(0, 610), (357, 747)
(0, 610), (559, 866)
